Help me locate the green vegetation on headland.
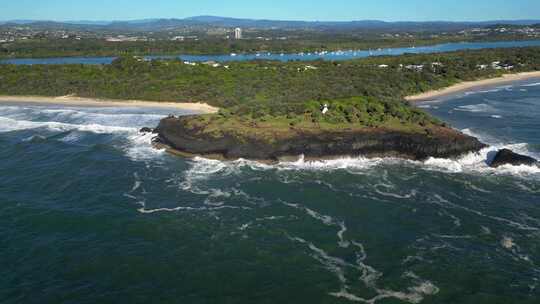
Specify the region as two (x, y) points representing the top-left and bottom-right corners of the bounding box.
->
(2, 46), (539, 124)
(4, 46), (538, 159)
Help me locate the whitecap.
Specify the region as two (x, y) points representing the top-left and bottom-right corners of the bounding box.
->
(59, 132), (83, 143)
(131, 173), (142, 192)
(464, 88), (504, 96)
(421, 144), (539, 178)
(522, 82), (540, 87)
(276, 155), (383, 172)
(0, 116), (136, 134)
(454, 103), (496, 113)
(124, 132), (165, 161)
(495, 163), (540, 175)
(21, 135), (47, 142)
(374, 183), (417, 199)
(423, 157), (466, 173)
(481, 226), (492, 235)
(433, 234), (473, 239)
(137, 205), (251, 214)
(256, 216), (286, 221)
(238, 222), (253, 231)
(182, 155), (385, 181)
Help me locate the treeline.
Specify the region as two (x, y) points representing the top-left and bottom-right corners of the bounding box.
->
(1, 47), (540, 127)
(0, 33), (528, 59)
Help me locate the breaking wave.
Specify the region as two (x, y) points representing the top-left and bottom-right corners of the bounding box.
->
(521, 82), (540, 87)
(454, 103), (497, 113)
(463, 86), (511, 96)
(0, 116), (136, 134)
(181, 146), (539, 182)
(0, 106), (168, 161)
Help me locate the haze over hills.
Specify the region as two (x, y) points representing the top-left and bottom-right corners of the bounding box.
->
(1, 16), (540, 31)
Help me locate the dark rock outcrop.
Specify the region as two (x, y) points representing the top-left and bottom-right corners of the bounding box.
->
(489, 149), (538, 168)
(153, 116), (487, 162)
(139, 127), (153, 133)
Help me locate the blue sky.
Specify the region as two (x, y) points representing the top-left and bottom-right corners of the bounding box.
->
(1, 0), (539, 22)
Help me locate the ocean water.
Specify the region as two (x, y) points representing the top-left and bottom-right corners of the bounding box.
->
(1, 81), (540, 304)
(2, 40), (540, 65)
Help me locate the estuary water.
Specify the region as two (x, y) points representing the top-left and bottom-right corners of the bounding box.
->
(2, 40), (540, 65)
(1, 80), (540, 304)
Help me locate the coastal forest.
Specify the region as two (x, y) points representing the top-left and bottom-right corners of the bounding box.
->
(1, 47), (540, 132)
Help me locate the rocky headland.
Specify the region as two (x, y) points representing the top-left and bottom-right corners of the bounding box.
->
(151, 115), (487, 162)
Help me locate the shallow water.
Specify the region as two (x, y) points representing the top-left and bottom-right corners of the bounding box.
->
(1, 81), (540, 303)
(2, 40), (540, 65)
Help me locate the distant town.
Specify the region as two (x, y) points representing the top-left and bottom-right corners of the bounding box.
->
(1, 19), (539, 44)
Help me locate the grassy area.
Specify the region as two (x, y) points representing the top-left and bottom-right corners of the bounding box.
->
(183, 107), (438, 145)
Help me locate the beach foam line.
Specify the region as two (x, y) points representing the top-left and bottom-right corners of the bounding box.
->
(405, 71), (540, 102)
(0, 116), (136, 134)
(0, 105), (165, 128)
(521, 82), (540, 87)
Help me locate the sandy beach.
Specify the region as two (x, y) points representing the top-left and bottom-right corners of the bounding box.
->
(405, 71), (540, 102)
(0, 95), (219, 113)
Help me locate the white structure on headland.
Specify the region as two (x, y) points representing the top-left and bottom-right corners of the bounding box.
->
(234, 27), (243, 39)
(322, 104), (329, 115)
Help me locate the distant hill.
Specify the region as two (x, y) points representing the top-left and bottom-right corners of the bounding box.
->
(2, 16), (540, 32)
(0, 19), (38, 25)
(63, 20), (113, 26)
(485, 23), (540, 29)
(1, 20), (105, 30)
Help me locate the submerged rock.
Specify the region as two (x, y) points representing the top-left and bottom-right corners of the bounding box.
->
(153, 116), (487, 162)
(489, 149), (538, 168)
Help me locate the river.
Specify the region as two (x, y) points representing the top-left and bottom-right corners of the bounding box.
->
(2, 40), (540, 65)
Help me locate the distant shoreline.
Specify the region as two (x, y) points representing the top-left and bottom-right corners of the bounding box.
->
(405, 71), (540, 102)
(0, 95), (219, 113)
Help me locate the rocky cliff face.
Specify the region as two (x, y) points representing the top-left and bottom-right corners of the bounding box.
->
(153, 116), (487, 161)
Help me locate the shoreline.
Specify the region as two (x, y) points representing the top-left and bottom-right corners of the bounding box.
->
(0, 95), (219, 113)
(405, 71), (540, 102)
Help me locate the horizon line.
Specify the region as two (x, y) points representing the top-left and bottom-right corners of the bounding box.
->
(2, 15), (540, 24)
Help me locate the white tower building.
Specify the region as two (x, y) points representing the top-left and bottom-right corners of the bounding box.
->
(234, 28), (242, 39)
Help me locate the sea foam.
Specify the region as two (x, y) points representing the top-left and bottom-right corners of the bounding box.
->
(522, 82), (540, 87)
